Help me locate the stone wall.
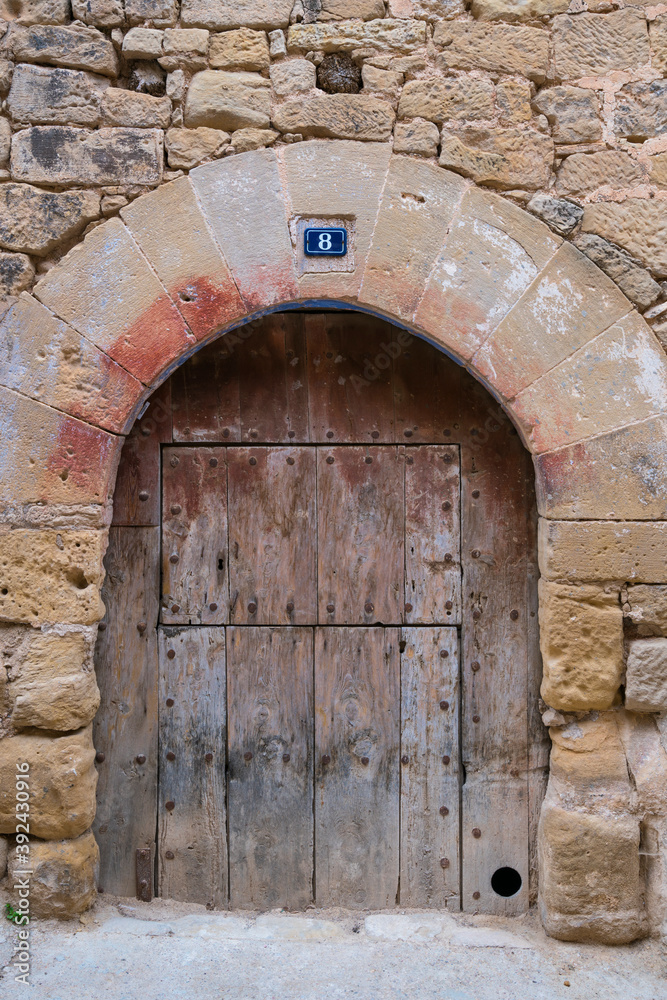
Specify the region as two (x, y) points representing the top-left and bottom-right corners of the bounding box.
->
(0, 0), (667, 944)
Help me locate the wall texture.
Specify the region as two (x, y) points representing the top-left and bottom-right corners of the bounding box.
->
(0, 0), (667, 945)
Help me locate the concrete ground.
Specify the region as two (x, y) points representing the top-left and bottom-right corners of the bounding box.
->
(1, 896), (665, 1000)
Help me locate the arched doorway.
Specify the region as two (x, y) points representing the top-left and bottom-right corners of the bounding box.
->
(93, 309), (543, 915)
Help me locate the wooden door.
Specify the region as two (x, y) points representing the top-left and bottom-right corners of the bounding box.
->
(96, 311), (541, 914)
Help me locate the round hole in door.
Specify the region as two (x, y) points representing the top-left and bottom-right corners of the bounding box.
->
(491, 867), (522, 898)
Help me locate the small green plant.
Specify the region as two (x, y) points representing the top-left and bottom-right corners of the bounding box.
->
(4, 903), (22, 925)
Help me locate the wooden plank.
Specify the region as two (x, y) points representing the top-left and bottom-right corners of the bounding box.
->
(459, 371), (532, 915)
(393, 332), (460, 444)
(161, 446), (228, 625)
(112, 381), (171, 526)
(315, 627), (400, 908)
(405, 445), (461, 625)
(305, 313), (396, 443)
(317, 446), (404, 624)
(400, 627), (460, 908)
(227, 446), (317, 625)
(93, 526), (159, 897)
(157, 627), (227, 908)
(171, 333), (241, 443)
(227, 626), (313, 910)
(237, 312), (310, 443)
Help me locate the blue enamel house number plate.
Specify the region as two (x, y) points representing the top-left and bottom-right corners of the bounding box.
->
(304, 227), (347, 257)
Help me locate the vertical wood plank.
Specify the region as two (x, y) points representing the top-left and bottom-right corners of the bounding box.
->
(237, 313), (310, 443)
(393, 333), (460, 444)
(227, 446), (317, 625)
(306, 313), (396, 443)
(161, 446), (228, 625)
(400, 627), (460, 908)
(405, 445), (461, 625)
(460, 372), (532, 915)
(315, 627), (400, 908)
(112, 382), (171, 526)
(158, 627), (227, 908)
(93, 526), (159, 897)
(171, 335), (241, 443)
(227, 626), (314, 910)
(317, 446), (404, 624)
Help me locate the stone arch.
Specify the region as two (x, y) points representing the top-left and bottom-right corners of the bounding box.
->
(1, 141), (666, 941)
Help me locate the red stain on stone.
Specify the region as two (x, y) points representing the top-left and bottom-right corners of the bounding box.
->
(169, 274), (246, 341)
(536, 442), (593, 507)
(45, 414), (121, 503)
(418, 289), (488, 360)
(235, 263), (300, 312)
(105, 293), (194, 385)
(65, 351), (144, 436)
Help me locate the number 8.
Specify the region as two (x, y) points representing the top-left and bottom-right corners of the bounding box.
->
(318, 233), (332, 251)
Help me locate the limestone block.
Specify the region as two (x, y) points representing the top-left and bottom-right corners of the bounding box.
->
(125, 0), (178, 27)
(535, 415), (667, 521)
(9, 830), (99, 917)
(11, 127), (164, 189)
(556, 151), (643, 196)
(0, 727), (96, 839)
(121, 176), (246, 339)
(416, 185), (559, 360)
(165, 126), (230, 168)
(360, 158), (466, 322)
(102, 89), (172, 128)
(191, 149), (299, 310)
(7, 631), (99, 730)
(210, 28), (270, 71)
(497, 79), (531, 124)
(388, 0), (465, 17)
(0, 254), (34, 297)
(538, 581), (623, 710)
(272, 94), (395, 141)
(553, 10), (649, 80)
(0, 835), (7, 878)
(12, 24), (119, 77)
(471, 0), (568, 19)
(287, 19), (427, 53)
(160, 28), (209, 71)
(0, 294), (143, 434)
(318, 0), (385, 18)
(625, 585), (667, 637)
(0, 0), (69, 24)
(531, 87), (601, 144)
(648, 153), (667, 187)
(280, 139), (391, 301)
(0, 119), (9, 170)
(571, 232), (660, 310)
(0, 183), (100, 257)
(270, 59), (316, 95)
(7, 65), (109, 127)
(398, 78), (494, 124)
(166, 69), (186, 102)
(393, 119), (439, 156)
(361, 66), (403, 95)
(0, 60), (13, 94)
(439, 127), (554, 191)
(615, 82), (667, 142)
(549, 715), (633, 814)
(539, 802), (645, 943)
(527, 194), (582, 236)
(269, 29), (286, 57)
(582, 200), (667, 278)
(182, 0), (293, 30)
(650, 14), (667, 76)
(34, 218), (193, 385)
(71, 0), (124, 27)
(626, 639), (667, 713)
(184, 70), (271, 131)
(122, 27), (165, 60)
(513, 311), (667, 454)
(538, 518), (667, 584)
(434, 21), (549, 83)
(231, 127), (278, 152)
(473, 241), (630, 399)
(0, 388), (121, 509)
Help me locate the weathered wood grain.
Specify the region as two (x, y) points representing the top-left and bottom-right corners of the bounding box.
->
(161, 447), (228, 625)
(400, 627), (460, 908)
(93, 526), (159, 897)
(171, 334), (241, 443)
(392, 332), (459, 444)
(112, 381), (171, 526)
(405, 445), (461, 625)
(227, 447), (317, 625)
(157, 627), (227, 908)
(317, 446), (404, 624)
(315, 627), (400, 908)
(227, 626), (314, 910)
